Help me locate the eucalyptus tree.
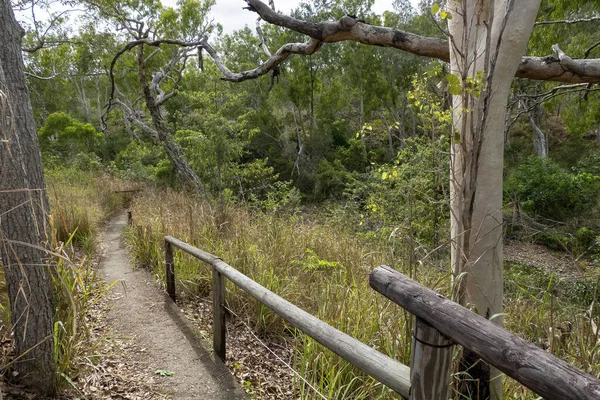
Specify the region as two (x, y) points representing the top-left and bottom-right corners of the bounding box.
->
(505, 0), (600, 159)
(95, 0), (218, 196)
(199, 0), (600, 397)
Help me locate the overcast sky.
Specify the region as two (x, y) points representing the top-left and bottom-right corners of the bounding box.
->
(19, 0), (420, 37)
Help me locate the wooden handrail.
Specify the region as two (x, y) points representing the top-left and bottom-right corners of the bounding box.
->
(164, 236), (411, 398)
(370, 265), (600, 400)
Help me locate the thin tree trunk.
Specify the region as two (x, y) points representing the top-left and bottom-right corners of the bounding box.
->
(74, 78), (91, 121)
(291, 106), (304, 177)
(0, 0), (56, 394)
(520, 100), (548, 158)
(379, 108), (395, 156)
(527, 111), (548, 158)
(136, 46), (205, 197)
(309, 55), (315, 123)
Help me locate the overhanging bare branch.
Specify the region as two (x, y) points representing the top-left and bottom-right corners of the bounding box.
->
(102, 38), (204, 129)
(201, 38), (322, 82)
(535, 16), (600, 25)
(216, 0), (600, 84)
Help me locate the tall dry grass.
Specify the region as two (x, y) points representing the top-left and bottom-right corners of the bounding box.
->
(127, 187), (600, 399)
(127, 188), (450, 398)
(0, 168), (129, 390)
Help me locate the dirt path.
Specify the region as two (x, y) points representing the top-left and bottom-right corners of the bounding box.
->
(99, 213), (247, 400)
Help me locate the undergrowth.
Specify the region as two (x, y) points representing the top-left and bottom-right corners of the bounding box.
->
(127, 187), (600, 399)
(0, 168), (128, 391)
(127, 188), (450, 399)
(46, 169), (128, 390)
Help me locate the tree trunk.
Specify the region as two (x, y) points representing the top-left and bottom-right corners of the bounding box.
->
(136, 46), (206, 197)
(0, 0), (56, 394)
(527, 111), (548, 158)
(448, 0), (541, 398)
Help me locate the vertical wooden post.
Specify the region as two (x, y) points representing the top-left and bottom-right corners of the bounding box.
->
(212, 267), (226, 361)
(165, 240), (176, 302)
(410, 316), (453, 400)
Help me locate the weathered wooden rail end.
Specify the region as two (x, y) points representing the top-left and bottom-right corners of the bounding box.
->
(370, 265), (600, 400)
(164, 236), (411, 398)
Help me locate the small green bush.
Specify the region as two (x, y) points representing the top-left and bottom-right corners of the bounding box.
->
(505, 156), (600, 221)
(38, 113), (105, 170)
(292, 249), (345, 272)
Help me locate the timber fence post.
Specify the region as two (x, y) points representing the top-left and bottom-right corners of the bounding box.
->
(165, 240), (176, 301)
(213, 267), (226, 361)
(409, 316), (453, 400)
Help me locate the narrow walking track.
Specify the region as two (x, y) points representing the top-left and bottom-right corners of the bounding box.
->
(99, 213), (247, 399)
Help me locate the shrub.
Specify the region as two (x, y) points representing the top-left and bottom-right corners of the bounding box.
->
(347, 136), (450, 248)
(112, 141), (176, 185)
(505, 157), (600, 221)
(38, 112), (104, 169)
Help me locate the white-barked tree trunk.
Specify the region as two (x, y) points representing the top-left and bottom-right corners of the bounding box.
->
(448, 0), (541, 397)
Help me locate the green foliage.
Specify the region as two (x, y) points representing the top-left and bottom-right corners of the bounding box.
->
(338, 138), (369, 172)
(350, 136), (450, 247)
(314, 159), (355, 200)
(38, 113), (104, 169)
(292, 249), (345, 272)
(111, 141), (175, 184)
(252, 181), (301, 212)
(505, 157), (600, 221)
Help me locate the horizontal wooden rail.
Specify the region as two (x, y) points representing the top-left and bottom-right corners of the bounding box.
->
(164, 236), (411, 398)
(369, 265), (600, 400)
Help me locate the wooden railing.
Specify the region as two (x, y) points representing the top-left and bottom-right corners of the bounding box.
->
(164, 236), (411, 398)
(370, 265), (600, 400)
(163, 235), (600, 400)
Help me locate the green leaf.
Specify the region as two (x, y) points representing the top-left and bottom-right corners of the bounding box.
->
(431, 3), (441, 14)
(155, 369), (175, 377)
(445, 74), (462, 95)
(440, 10), (448, 19)
(453, 130), (461, 143)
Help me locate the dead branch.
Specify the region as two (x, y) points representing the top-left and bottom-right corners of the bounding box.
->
(205, 0), (600, 85)
(535, 16), (600, 25)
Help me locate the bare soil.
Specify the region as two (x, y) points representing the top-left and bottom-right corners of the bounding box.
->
(504, 240), (598, 278)
(97, 213), (247, 399)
